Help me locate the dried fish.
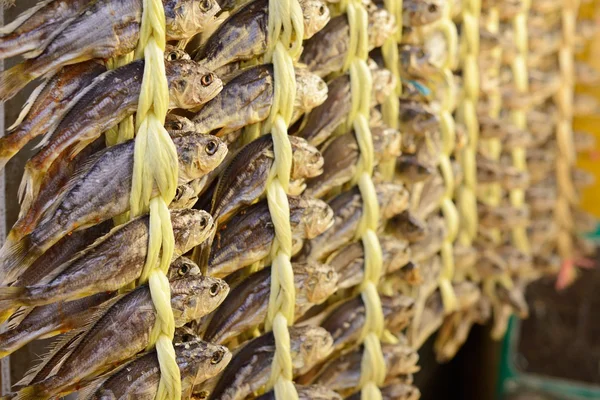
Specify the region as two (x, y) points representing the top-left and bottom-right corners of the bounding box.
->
(305, 183), (409, 261)
(313, 342), (419, 397)
(327, 236), (411, 290)
(0, 209), (215, 310)
(201, 326), (334, 400)
(296, 67), (395, 147)
(320, 295), (415, 352)
(12, 274), (228, 398)
(191, 64), (327, 135)
(0, 134), (226, 284)
(304, 126), (401, 198)
(20, 59), (223, 209)
(0, 257), (200, 358)
(193, 0), (330, 71)
(0, 0), (221, 100)
(203, 260), (337, 344)
(211, 134), (323, 223)
(208, 196), (333, 278)
(84, 339), (231, 400)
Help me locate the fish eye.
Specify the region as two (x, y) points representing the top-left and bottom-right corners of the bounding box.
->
(211, 350), (224, 364)
(318, 5), (326, 16)
(317, 80), (327, 92)
(428, 4), (438, 13)
(199, 216), (208, 229)
(168, 51), (178, 61)
(209, 282), (220, 296)
(200, 0), (213, 11)
(201, 73), (215, 87)
(311, 153), (321, 164)
(205, 139), (219, 156)
(197, 391), (210, 399)
(326, 270), (334, 280)
(178, 263), (190, 276)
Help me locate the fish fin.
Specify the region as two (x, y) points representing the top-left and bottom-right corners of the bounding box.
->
(0, 234), (35, 286)
(0, 0), (54, 36)
(21, 17), (79, 60)
(6, 74), (51, 131)
(5, 306), (33, 330)
(0, 61), (37, 102)
(14, 329), (86, 388)
(10, 385), (47, 400)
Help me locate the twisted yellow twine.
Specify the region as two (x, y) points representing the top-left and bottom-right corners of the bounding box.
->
(436, 2), (459, 313)
(478, 6), (503, 245)
(261, 0), (303, 398)
(379, 0), (402, 180)
(556, 0), (580, 262)
(331, 1), (387, 398)
(129, 0), (180, 398)
(457, 0), (480, 249)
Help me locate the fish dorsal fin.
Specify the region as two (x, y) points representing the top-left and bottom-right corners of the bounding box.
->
(14, 293), (126, 388)
(6, 75), (52, 131)
(76, 350), (152, 400)
(14, 329), (85, 388)
(5, 306), (33, 331)
(0, 0), (54, 35)
(35, 64), (138, 151)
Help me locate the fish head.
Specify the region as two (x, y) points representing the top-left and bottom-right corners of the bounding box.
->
(171, 276), (230, 324)
(383, 383), (421, 400)
(166, 114), (196, 134)
(381, 237), (412, 274)
(301, 198), (334, 239)
(377, 184), (410, 219)
(403, 0), (444, 27)
(386, 345), (420, 375)
(298, 385), (343, 400)
(175, 339), (232, 385)
(373, 127), (401, 160)
(383, 295), (416, 331)
(295, 68), (329, 114)
(165, 46), (192, 61)
(454, 282), (481, 309)
(400, 45), (437, 76)
(299, 0), (330, 39)
(368, 8), (396, 48)
(167, 60), (223, 109)
(297, 260), (338, 305)
(168, 256), (202, 280)
(173, 134), (228, 181)
(371, 67), (396, 104)
(290, 137), (324, 179)
(164, 0), (221, 40)
(290, 326), (334, 373)
(171, 209), (216, 254)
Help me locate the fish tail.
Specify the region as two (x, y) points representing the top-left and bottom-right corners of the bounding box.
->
(0, 136), (18, 172)
(0, 61), (37, 102)
(11, 385), (47, 400)
(0, 234), (35, 285)
(18, 166), (39, 211)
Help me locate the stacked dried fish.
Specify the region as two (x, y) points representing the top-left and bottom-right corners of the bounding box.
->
(0, 0), (596, 398)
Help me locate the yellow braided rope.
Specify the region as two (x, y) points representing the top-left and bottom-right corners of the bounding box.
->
(478, 6), (503, 246)
(436, 3), (459, 313)
(457, 0), (480, 250)
(129, 0), (180, 398)
(379, 0), (402, 181)
(556, 0), (580, 263)
(262, 0), (303, 398)
(331, 1), (387, 398)
(508, 0), (530, 255)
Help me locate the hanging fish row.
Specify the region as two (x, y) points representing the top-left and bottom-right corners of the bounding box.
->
(0, 0), (595, 399)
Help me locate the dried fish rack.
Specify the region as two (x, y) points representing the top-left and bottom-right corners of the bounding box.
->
(0, 0), (597, 399)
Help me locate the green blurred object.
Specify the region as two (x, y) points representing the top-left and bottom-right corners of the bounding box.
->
(497, 317), (600, 400)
